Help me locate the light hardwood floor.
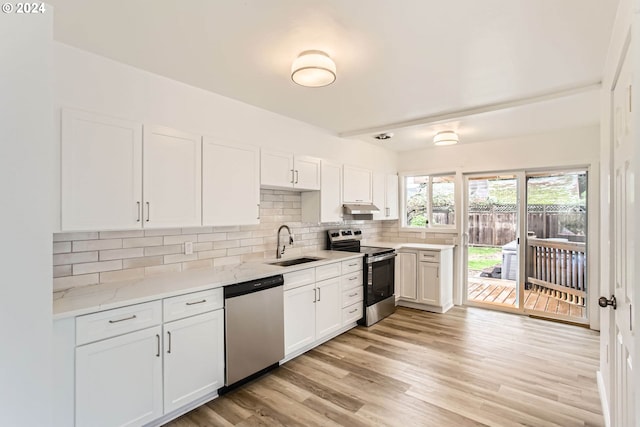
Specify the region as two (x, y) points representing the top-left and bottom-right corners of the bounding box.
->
(166, 306), (602, 427)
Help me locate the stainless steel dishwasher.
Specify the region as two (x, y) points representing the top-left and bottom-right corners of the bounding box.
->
(223, 274), (284, 388)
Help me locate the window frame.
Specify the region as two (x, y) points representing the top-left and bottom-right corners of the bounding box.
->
(400, 171), (457, 233)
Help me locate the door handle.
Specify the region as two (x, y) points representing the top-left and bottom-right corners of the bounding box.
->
(598, 295), (617, 310)
(167, 331), (172, 354)
(295, 170), (299, 184)
(136, 201), (141, 222)
(145, 202), (150, 222)
(290, 169), (294, 184)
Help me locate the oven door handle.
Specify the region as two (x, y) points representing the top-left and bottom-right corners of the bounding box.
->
(366, 252), (397, 264)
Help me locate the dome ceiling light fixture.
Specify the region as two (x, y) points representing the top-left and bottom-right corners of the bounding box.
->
(374, 132), (394, 140)
(433, 130), (459, 146)
(291, 50), (336, 87)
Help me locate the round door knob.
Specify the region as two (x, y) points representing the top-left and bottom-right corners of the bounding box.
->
(598, 295), (617, 310)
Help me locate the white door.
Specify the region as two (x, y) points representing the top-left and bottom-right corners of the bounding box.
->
(261, 149), (294, 188)
(315, 277), (342, 339)
(386, 174), (400, 220)
(163, 310), (224, 414)
(343, 165), (372, 203)
(283, 284), (316, 356)
(609, 41), (636, 427)
(372, 172), (386, 220)
(320, 160), (343, 222)
(202, 138), (260, 226)
(61, 109), (142, 231)
(75, 326), (162, 427)
(294, 155), (321, 190)
(398, 252), (417, 300)
(143, 125), (202, 228)
(418, 262), (439, 306)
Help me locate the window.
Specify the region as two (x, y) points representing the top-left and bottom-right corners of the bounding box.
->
(403, 174), (455, 228)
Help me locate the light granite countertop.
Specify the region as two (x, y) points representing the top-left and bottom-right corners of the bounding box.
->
(364, 241), (456, 251)
(53, 250), (363, 320)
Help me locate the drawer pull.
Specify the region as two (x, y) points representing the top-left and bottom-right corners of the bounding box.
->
(348, 263), (358, 267)
(108, 314), (137, 324)
(348, 276), (358, 281)
(155, 334), (160, 357)
(348, 292), (358, 297)
(185, 299), (207, 306)
(167, 331), (172, 354)
(348, 308), (358, 314)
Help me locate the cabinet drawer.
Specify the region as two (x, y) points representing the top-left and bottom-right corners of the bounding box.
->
(316, 262), (342, 281)
(342, 287), (363, 308)
(341, 271), (363, 290)
(419, 251), (440, 263)
(284, 268), (316, 291)
(341, 258), (362, 275)
(76, 301), (162, 345)
(342, 303), (363, 325)
(163, 288), (223, 322)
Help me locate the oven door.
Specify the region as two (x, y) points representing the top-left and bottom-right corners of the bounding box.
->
(365, 252), (396, 306)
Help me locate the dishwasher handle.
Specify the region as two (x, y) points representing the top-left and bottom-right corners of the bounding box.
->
(224, 274), (284, 299)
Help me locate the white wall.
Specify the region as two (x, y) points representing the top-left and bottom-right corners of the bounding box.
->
(52, 43), (398, 227)
(0, 10), (53, 426)
(398, 125), (600, 173)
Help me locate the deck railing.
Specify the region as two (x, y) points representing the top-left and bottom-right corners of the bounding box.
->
(527, 238), (586, 306)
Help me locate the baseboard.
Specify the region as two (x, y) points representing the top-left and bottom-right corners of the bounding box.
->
(597, 370), (611, 427)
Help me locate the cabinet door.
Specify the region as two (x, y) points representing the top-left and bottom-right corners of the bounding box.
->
(418, 262), (439, 305)
(163, 309), (224, 414)
(261, 149), (294, 188)
(385, 174), (399, 220)
(372, 172), (386, 220)
(343, 165), (372, 203)
(283, 284), (316, 356)
(315, 277), (342, 340)
(61, 109), (142, 231)
(75, 326), (162, 427)
(320, 160), (343, 222)
(294, 155), (321, 190)
(398, 252), (418, 300)
(203, 138), (260, 226)
(143, 125), (202, 228)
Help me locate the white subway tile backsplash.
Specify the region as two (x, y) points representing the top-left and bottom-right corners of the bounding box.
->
(52, 189), (383, 288)
(73, 260), (122, 275)
(73, 239), (122, 252)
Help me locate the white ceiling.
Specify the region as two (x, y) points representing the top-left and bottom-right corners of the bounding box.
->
(48, 0), (618, 151)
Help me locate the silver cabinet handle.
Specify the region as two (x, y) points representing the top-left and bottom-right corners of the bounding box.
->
(295, 170), (299, 184)
(348, 308), (358, 314)
(145, 202), (150, 222)
(290, 169), (294, 184)
(155, 334), (160, 357)
(136, 201), (141, 222)
(348, 263), (358, 267)
(348, 292), (358, 297)
(257, 203), (260, 220)
(386, 207), (390, 217)
(185, 299), (206, 306)
(108, 314), (137, 324)
(348, 276), (358, 281)
(317, 287), (321, 302)
(313, 288), (317, 303)
(167, 331), (172, 354)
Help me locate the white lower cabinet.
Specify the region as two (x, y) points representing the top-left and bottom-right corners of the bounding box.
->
(163, 309), (224, 414)
(315, 277), (342, 339)
(398, 251), (418, 300)
(75, 326), (163, 427)
(418, 262), (439, 305)
(283, 283), (316, 355)
(397, 248), (454, 313)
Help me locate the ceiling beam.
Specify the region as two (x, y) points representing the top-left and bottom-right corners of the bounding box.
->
(339, 81), (602, 138)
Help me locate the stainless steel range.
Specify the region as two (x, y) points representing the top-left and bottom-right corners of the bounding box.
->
(327, 229), (396, 326)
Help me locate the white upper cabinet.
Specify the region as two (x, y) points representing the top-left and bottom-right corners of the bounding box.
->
(61, 109), (143, 231)
(301, 160), (343, 223)
(373, 173), (399, 220)
(202, 138), (260, 226)
(261, 149), (320, 190)
(143, 126), (202, 228)
(343, 165), (372, 203)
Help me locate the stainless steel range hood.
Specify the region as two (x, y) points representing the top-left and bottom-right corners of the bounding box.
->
(343, 203), (380, 215)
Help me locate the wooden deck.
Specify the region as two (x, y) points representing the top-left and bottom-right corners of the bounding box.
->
(468, 276), (586, 321)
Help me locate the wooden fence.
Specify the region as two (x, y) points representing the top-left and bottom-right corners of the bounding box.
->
(457, 203), (586, 246)
(526, 238), (586, 306)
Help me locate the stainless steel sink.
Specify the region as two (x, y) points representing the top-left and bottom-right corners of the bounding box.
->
(268, 256), (324, 267)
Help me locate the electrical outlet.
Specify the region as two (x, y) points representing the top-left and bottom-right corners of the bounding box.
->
(184, 241), (193, 255)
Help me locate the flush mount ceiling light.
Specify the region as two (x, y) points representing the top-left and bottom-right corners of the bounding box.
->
(433, 130), (459, 146)
(374, 132), (394, 140)
(291, 50), (336, 87)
